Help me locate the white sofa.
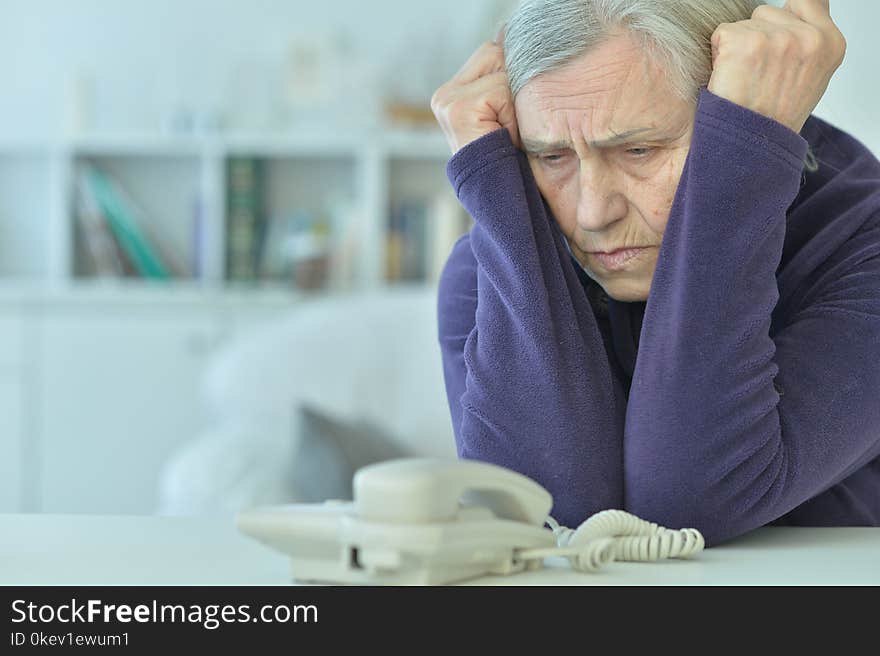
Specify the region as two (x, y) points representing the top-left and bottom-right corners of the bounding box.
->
(157, 284), (458, 516)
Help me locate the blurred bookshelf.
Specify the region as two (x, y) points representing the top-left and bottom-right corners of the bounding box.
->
(0, 127), (472, 300)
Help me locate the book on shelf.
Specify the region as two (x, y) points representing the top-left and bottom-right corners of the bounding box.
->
(386, 193), (471, 284)
(74, 169), (129, 278)
(226, 157), (267, 282)
(386, 199), (427, 282)
(78, 164), (188, 280)
(191, 196), (204, 280)
(326, 199), (361, 291)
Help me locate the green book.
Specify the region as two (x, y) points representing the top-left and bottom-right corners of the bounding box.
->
(226, 158), (265, 282)
(83, 165), (171, 279)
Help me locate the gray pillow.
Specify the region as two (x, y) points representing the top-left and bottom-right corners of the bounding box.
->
(290, 404), (414, 502)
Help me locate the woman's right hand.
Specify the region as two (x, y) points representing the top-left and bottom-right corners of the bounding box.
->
(430, 30), (521, 156)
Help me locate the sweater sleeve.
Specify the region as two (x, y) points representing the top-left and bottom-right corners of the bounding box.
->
(436, 129), (628, 527)
(624, 88), (880, 546)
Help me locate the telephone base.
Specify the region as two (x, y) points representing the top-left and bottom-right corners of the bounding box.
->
(237, 500), (556, 586)
(287, 555), (518, 586)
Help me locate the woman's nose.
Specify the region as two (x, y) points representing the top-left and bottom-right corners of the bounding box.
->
(576, 161), (628, 231)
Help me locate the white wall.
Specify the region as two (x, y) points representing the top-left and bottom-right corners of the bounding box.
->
(0, 0), (510, 136)
(1, 0), (877, 152)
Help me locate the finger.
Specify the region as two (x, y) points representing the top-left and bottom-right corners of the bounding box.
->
(710, 19), (777, 68)
(447, 70), (512, 105)
(495, 91), (520, 149)
(448, 71), (520, 146)
(495, 23), (506, 47)
(451, 41), (505, 85)
(783, 0), (833, 25)
(712, 19), (763, 51)
(751, 3), (807, 26)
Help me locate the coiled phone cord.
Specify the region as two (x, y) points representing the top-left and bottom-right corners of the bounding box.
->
(516, 509), (705, 572)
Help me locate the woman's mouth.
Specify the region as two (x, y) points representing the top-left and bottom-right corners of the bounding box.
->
(589, 247), (649, 271)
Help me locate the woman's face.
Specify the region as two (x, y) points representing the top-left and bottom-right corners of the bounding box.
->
(514, 32), (696, 302)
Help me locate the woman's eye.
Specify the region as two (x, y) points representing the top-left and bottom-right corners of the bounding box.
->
(626, 147), (654, 158)
(539, 153), (567, 165)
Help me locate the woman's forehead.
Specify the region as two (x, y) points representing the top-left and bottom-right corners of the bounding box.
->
(514, 33), (688, 145)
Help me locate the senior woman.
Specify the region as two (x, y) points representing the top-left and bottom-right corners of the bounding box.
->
(431, 0), (879, 546)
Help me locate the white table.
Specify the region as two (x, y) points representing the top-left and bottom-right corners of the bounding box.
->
(1, 514), (878, 585)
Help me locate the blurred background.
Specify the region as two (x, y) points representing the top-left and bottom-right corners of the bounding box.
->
(0, 0), (876, 517)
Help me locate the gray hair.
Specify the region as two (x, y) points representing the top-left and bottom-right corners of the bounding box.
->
(503, 0), (820, 171)
(504, 0), (764, 103)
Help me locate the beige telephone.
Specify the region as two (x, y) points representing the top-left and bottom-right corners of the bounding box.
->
(236, 458), (705, 585)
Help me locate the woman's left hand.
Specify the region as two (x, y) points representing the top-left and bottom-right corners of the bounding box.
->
(708, 0), (847, 134)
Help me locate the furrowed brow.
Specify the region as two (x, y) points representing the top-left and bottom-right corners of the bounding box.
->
(521, 127), (658, 153)
(521, 138), (572, 154)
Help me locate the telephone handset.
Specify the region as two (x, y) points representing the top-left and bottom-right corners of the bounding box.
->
(237, 458), (705, 585)
(354, 458), (552, 526)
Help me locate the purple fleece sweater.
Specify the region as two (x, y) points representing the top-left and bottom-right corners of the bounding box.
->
(437, 88), (880, 546)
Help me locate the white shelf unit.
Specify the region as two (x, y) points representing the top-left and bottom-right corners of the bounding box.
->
(0, 127), (471, 515)
(0, 127), (469, 295)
